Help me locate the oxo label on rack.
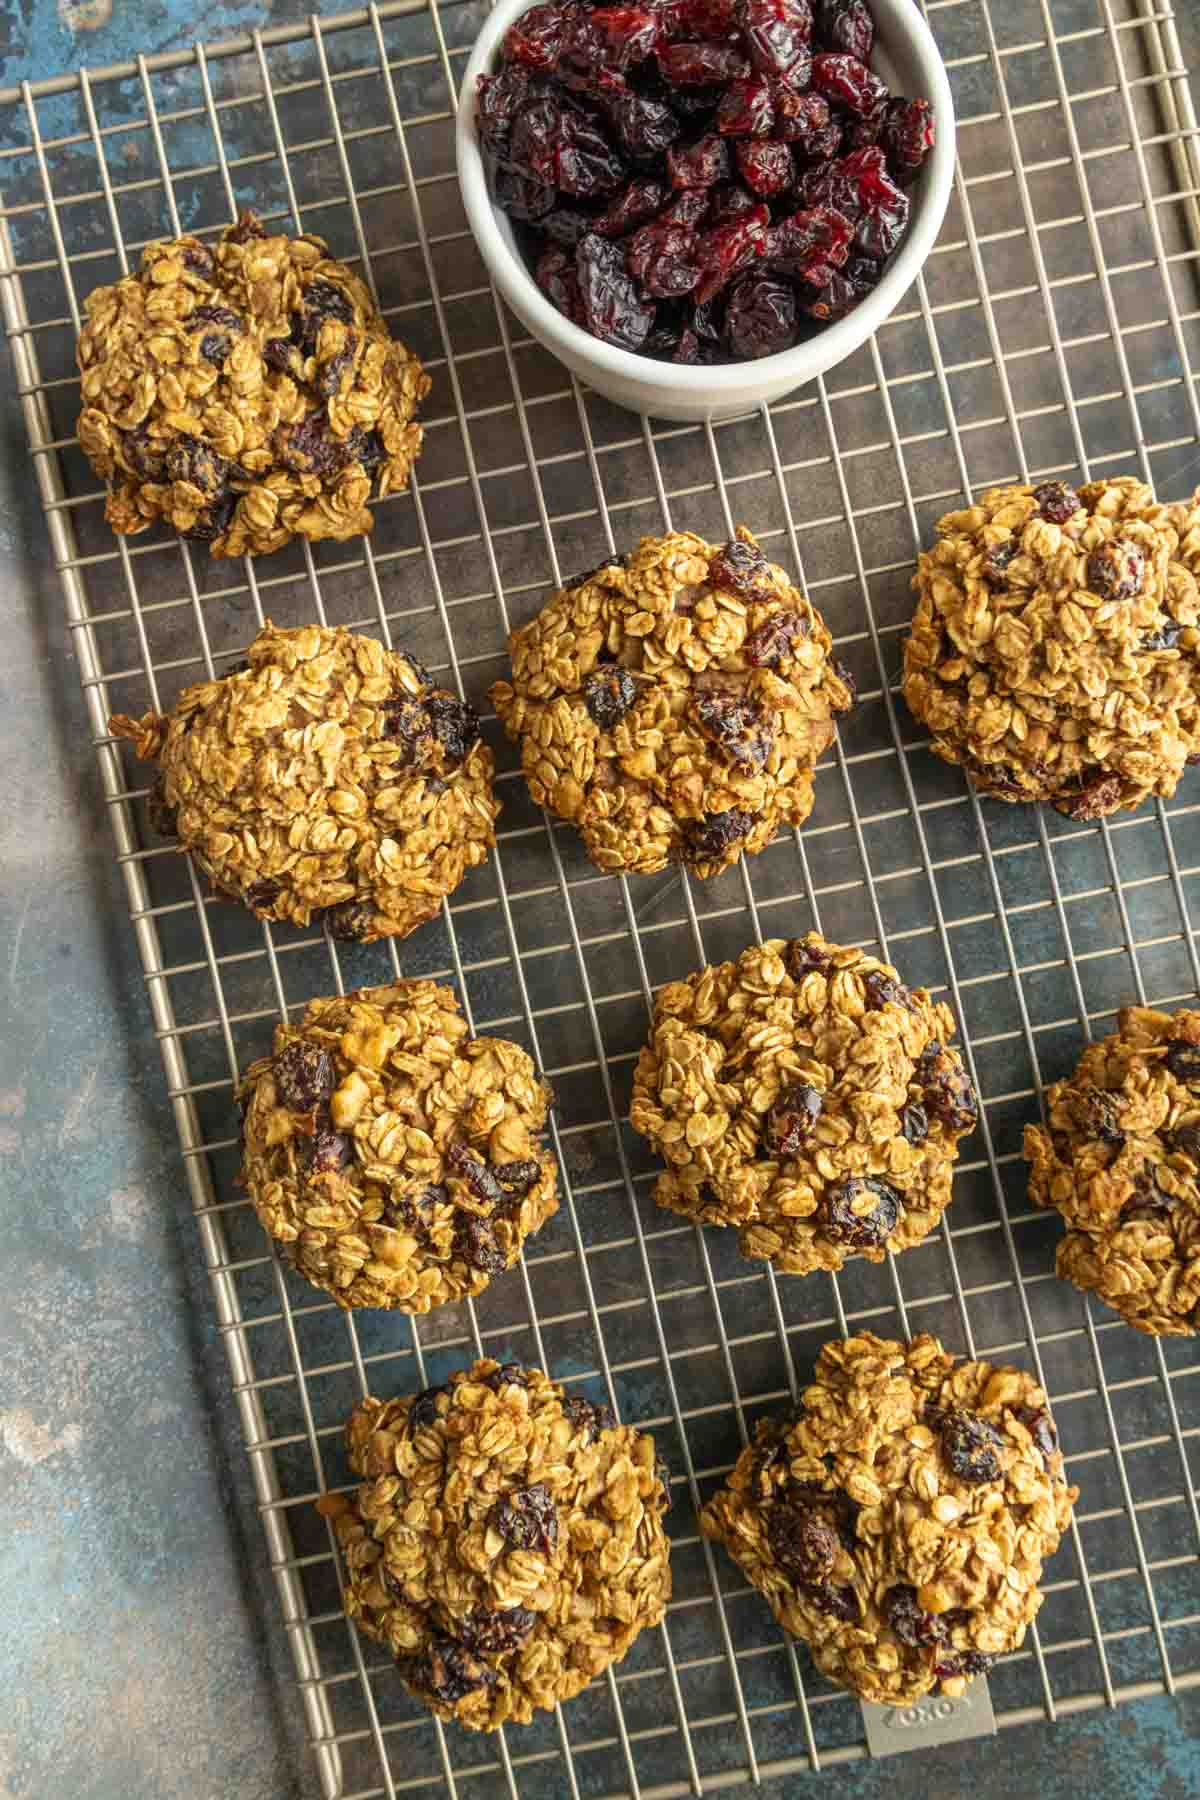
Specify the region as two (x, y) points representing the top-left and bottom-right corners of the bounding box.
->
(861, 1678), (997, 1758)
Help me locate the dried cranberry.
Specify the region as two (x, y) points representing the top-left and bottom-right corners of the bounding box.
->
(716, 75), (776, 136)
(806, 1582), (859, 1620)
(165, 434), (228, 493)
(661, 0), (739, 36)
(815, 0), (872, 60)
(657, 41), (749, 84)
(562, 1394), (617, 1440)
(576, 234), (656, 348)
(745, 607), (808, 665)
(244, 877), (282, 911)
(667, 133), (732, 189)
(811, 52), (887, 116)
(537, 244), (586, 322)
(291, 278), (354, 356)
(682, 806), (757, 861)
(900, 1102), (928, 1144)
(495, 1160), (544, 1200)
(709, 535), (771, 594)
(1143, 620), (1183, 650)
(608, 89), (681, 158)
(457, 1607), (537, 1656)
(183, 490), (238, 544)
(768, 1504), (838, 1580)
(181, 243), (217, 278)
(192, 302), (243, 364)
(1166, 1039), (1200, 1085)
(276, 413), (356, 478)
(262, 337), (295, 373)
(484, 1362), (530, 1391)
(407, 1385), (449, 1431)
(1033, 480), (1081, 524)
(693, 203), (769, 302)
(772, 86), (832, 150)
(917, 1043), (977, 1133)
(764, 1082), (823, 1156)
(325, 899), (375, 942)
(593, 176), (669, 236)
(734, 139), (795, 197)
(862, 967), (913, 1011)
(803, 265), (867, 320)
(407, 1634), (497, 1705)
(1013, 1404), (1057, 1462)
(1076, 1083), (1124, 1146)
(455, 1212), (507, 1275)
(983, 540), (1017, 584)
(696, 687), (775, 768)
(885, 1584), (949, 1648)
(764, 205), (853, 286)
(588, 4), (662, 65)
(707, 182), (760, 225)
(785, 935), (831, 979)
(503, 3), (571, 69)
(494, 1482), (559, 1552)
(226, 211), (267, 243)
(122, 424), (167, 481)
(725, 272), (799, 356)
(584, 662), (641, 727)
(626, 216), (701, 296)
(853, 179), (909, 259)
(476, 66), (535, 153)
(821, 1175), (901, 1247)
(739, 0), (813, 86)
(1055, 768), (1122, 822)
(273, 1041), (336, 1113)
(382, 695), (435, 761)
(1171, 1121), (1200, 1160)
(1086, 539), (1145, 602)
(511, 96), (626, 197)
(446, 1137), (506, 1206)
(664, 188), (711, 229)
(316, 334), (356, 398)
(542, 206), (595, 247)
(428, 693), (481, 765)
(934, 1649), (994, 1680)
(938, 1407), (1003, 1483)
(879, 96), (935, 184)
(494, 165), (557, 221)
(304, 1127), (353, 1174)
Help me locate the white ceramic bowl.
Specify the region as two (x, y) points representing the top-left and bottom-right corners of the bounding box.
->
(456, 0), (955, 422)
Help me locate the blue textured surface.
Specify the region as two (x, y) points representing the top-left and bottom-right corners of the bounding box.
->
(0, 0), (1198, 1795)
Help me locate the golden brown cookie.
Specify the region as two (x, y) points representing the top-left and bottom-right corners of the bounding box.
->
(76, 210), (428, 555)
(238, 982), (558, 1312)
(317, 1360), (671, 1728)
(1025, 1005), (1200, 1335)
(902, 476), (1200, 817)
(489, 529), (852, 877)
(701, 1332), (1076, 1704)
(110, 622), (498, 942)
(629, 933), (977, 1274)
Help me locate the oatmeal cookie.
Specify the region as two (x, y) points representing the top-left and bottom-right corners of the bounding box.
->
(902, 476), (1200, 817)
(109, 622), (498, 941)
(489, 529), (853, 877)
(1025, 1005), (1200, 1336)
(238, 982), (558, 1311)
(316, 1359), (672, 1727)
(701, 1332), (1076, 1704)
(629, 934), (977, 1275)
(76, 209), (428, 556)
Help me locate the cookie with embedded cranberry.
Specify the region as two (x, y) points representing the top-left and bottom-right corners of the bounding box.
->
(701, 1331), (1076, 1704)
(76, 210), (428, 556)
(630, 932), (977, 1273)
(109, 622), (498, 942)
(239, 982), (557, 1312)
(490, 528), (852, 877)
(1026, 1004), (1200, 1336)
(317, 1359), (671, 1726)
(902, 476), (1200, 818)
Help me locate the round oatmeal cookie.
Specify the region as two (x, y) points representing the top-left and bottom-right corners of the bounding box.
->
(238, 982), (558, 1312)
(76, 209), (428, 556)
(629, 934), (978, 1275)
(701, 1331), (1076, 1704)
(489, 529), (853, 878)
(109, 621), (498, 942)
(316, 1359), (672, 1727)
(902, 476), (1200, 818)
(1025, 1005), (1200, 1336)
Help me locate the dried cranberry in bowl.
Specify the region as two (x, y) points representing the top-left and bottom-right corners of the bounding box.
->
(475, 0), (935, 364)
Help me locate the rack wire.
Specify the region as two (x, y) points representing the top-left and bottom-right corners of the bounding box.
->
(2, 0), (1199, 1791)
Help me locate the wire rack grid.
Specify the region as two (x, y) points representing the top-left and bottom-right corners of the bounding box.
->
(1, 0), (1199, 1793)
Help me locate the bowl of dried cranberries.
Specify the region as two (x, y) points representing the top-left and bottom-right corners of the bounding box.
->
(457, 0), (954, 421)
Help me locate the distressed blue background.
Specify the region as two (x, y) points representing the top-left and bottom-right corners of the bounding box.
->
(0, 0), (1198, 1796)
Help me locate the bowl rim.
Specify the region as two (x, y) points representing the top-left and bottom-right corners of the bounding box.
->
(454, 0), (957, 397)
